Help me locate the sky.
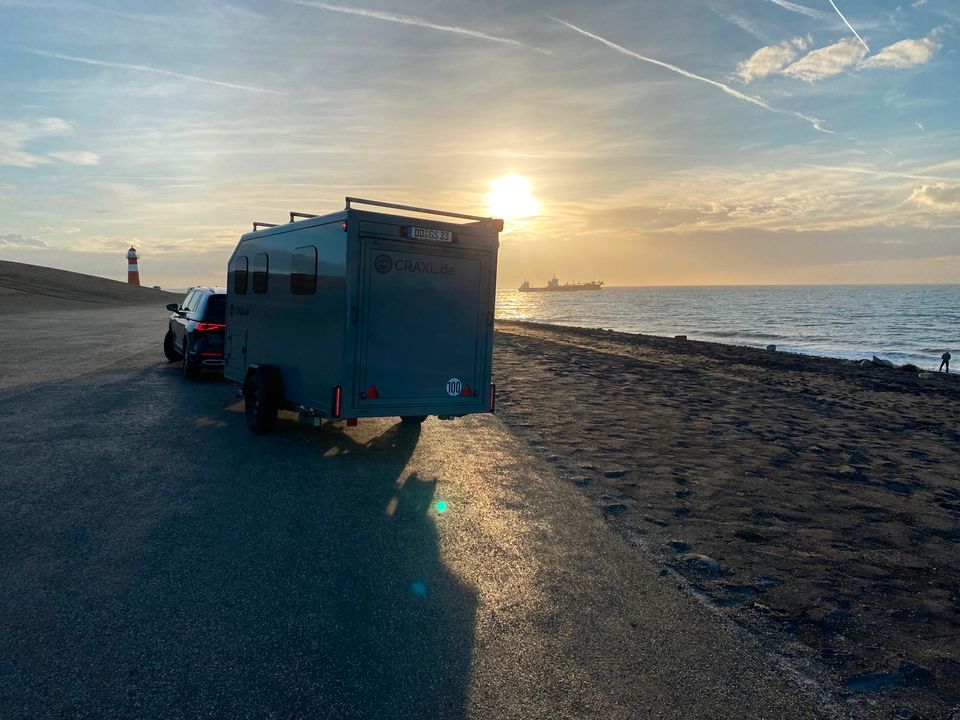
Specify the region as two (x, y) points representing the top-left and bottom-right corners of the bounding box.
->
(0, 0), (958, 288)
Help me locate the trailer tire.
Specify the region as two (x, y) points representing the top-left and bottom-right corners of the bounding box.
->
(245, 366), (282, 435)
(163, 330), (181, 362)
(400, 415), (428, 425)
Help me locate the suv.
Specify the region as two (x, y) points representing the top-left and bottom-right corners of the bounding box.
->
(163, 287), (227, 378)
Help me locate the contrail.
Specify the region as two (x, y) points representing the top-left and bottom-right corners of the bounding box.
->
(550, 16), (832, 134)
(764, 0), (829, 20)
(21, 48), (286, 95)
(826, 0), (870, 52)
(287, 0), (552, 54)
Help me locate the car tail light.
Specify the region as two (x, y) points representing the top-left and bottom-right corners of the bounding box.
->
(332, 385), (342, 418)
(195, 322), (225, 332)
(489, 383), (496, 412)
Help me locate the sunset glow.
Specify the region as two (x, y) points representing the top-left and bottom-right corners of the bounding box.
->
(485, 175), (541, 221)
(0, 1), (956, 288)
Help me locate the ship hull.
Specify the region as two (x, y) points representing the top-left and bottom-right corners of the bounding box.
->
(518, 286), (603, 292)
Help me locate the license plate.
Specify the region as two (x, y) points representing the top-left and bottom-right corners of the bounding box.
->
(405, 226), (453, 243)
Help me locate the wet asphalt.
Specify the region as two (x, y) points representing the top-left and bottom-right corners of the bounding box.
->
(0, 305), (840, 719)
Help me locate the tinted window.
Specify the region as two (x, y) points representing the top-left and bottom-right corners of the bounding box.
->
(232, 256), (248, 295)
(291, 246), (317, 295)
(203, 295), (226, 323)
(181, 290), (197, 311)
(253, 253), (268, 294)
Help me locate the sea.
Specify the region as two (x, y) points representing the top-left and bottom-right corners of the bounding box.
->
(495, 285), (959, 371)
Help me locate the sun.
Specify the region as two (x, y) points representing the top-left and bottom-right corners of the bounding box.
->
(485, 174), (540, 220)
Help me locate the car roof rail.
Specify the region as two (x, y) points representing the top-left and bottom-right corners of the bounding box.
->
(290, 211), (318, 222)
(252, 221), (278, 231)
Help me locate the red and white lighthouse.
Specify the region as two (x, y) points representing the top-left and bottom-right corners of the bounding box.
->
(126, 246), (140, 286)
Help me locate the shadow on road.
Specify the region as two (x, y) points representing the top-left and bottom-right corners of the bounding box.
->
(0, 363), (478, 719)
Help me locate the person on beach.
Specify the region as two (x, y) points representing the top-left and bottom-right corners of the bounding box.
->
(940, 351), (951, 373)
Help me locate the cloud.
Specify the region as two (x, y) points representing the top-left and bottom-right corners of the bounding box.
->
(859, 31), (942, 69)
(735, 37), (809, 83)
(0, 233), (47, 247)
(783, 38), (867, 81)
(909, 183), (960, 211)
(763, 0), (830, 20)
(0, 116), (73, 167)
(286, 1), (552, 54)
(35, 117), (74, 134)
(551, 17), (832, 133)
(19, 48), (287, 95)
(565, 159), (960, 240)
(48, 150), (101, 165)
(708, 3), (774, 43)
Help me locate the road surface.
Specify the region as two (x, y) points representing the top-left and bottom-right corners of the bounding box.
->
(0, 304), (844, 719)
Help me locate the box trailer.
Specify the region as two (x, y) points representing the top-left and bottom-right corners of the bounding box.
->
(224, 197), (502, 434)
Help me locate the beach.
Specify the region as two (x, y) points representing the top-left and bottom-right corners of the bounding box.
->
(494, 320), (960, 715)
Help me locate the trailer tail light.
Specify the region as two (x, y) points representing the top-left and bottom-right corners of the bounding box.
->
(332, 385), (342, 418)
(341, 222), (348, 231)
(489, 383), (496, 412)
(195, 322), (225, 332)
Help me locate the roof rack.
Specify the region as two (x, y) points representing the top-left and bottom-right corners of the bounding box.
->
(290, 211), (318, 222)
(345, 196), (496, 223)
(252, 221), (278, 231)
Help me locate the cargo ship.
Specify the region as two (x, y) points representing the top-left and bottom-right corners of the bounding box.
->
(518, 277), (604, 292)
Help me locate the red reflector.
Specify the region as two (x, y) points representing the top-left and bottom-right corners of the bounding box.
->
(332, 385), (342, 418)
(489, 383), (496, 412)
(200, 352), (223, 357)
(341, 222), (348, 231)
(366, 384), (380, 399)
(346, 418), (358, 427)
(195, 322), (225, 332)
(460, 383), (473, 397)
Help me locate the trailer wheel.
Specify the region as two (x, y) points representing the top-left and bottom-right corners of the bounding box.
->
(400, 415), (428, 425)
(245, 367), (282, 435)
(163, 330), (181, 362)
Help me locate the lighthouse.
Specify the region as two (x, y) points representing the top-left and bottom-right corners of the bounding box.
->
(127, 246), (140, 286)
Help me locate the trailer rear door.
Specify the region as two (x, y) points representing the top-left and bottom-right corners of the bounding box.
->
(356, 236), (491, 411)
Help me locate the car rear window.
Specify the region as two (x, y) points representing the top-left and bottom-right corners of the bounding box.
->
(203, 295), (226, 323)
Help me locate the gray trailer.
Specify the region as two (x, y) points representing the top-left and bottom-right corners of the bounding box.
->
(224, 197), (502, 434)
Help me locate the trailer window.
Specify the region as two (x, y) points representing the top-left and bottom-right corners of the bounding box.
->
(232, 256), (248, 295)
(252, 253), (269, 294)
(290, 246), (317, 295)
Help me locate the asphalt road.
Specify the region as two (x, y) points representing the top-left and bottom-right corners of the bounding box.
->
(0, 305), (842, 719)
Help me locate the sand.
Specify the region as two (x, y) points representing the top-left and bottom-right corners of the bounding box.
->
(0, 260), (178, 313)
(494, 320), (960, 716)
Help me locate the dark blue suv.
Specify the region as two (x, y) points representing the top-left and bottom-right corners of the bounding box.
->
(163, 287), (226, 378)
